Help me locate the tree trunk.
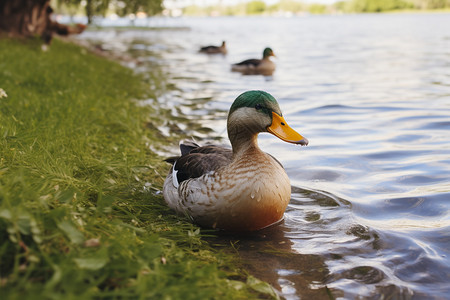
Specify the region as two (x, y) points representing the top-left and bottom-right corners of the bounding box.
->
(85, 0), (94, 25)
(0, 0), (50, 37)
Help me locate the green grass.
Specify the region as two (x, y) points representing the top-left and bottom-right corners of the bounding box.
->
(0, 37), (277, 299)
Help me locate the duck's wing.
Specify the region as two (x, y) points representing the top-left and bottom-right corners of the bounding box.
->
(174, 145), (232, 185)
(233, 58), (261, 66)
(179, 140), (201, 155)
(199, 45), (218, 52)
(164, 140), (201, 164)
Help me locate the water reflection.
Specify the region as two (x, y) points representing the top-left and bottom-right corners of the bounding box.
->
(76, 14), (450, 299)
(208, 209), (333, 299)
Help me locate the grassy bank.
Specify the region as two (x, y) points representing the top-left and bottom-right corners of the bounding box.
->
(0, 38), (276, 299)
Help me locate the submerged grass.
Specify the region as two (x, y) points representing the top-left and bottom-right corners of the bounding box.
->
(0, 38), (276, 299)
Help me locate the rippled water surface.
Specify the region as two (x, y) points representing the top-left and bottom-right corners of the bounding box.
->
(77, 14), (450, 299)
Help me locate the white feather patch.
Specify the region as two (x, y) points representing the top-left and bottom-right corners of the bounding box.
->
(172, 161), (179, 188)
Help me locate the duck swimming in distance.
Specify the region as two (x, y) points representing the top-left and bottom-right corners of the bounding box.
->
(231, 47), (276, 75)
(199, 41), (227, 54)
(163, 90), (308, 232)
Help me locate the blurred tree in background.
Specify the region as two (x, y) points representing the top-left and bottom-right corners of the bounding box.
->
(344, 0), (413, 12)
(0, 0), (51, 37)
(246, 1), (267, 14)
(409, 0), (450, 8)
(0, 0), (163, 38)
(56, 0), (163, 24)
(342, 0), (450, 12)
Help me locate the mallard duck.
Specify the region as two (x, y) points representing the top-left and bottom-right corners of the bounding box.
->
(163, 91), (308, 232)
(199, 41), (227, 54)
(231, 47), (276, 75)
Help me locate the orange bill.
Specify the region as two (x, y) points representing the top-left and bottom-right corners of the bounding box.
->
(267, 111), (308, 146)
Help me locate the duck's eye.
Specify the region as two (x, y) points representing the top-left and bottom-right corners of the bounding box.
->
(255, 104), (262, 110)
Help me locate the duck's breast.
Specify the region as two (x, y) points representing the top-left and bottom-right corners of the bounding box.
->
(256, 59), (276, 72)
(181, 154), (291, 231)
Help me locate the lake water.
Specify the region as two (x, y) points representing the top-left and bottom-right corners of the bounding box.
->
(77, 14), (450, 299)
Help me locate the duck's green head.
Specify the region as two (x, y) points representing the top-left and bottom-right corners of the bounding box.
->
(229, 90), (279, 115)
(227, 90), (308, 145)
(263, 47), (275, 58)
